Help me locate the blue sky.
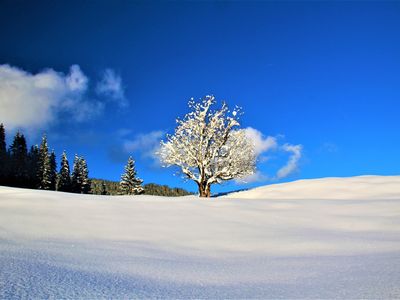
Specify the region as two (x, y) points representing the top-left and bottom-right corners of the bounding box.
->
(0, 1), (399, 193)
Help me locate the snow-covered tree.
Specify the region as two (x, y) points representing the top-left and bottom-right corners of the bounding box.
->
(71, 155), (91, 194)
(80, 157), (91, 194)
(37, 135), (52, 190)
(57, 151), (71, 192)
(159, 95), (256, 197)
(71, 155), (81, 193)
(119, 156), (144, 195)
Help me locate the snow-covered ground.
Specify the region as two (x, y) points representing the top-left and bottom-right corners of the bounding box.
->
(1, 175), (400, 298)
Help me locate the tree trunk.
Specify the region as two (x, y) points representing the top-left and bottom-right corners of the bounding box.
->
(198, 181), (211, 197)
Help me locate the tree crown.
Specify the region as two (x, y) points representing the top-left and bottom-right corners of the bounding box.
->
(159, 95), (255, 196)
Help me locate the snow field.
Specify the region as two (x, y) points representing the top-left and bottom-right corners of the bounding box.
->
(1, 176), (400, 298)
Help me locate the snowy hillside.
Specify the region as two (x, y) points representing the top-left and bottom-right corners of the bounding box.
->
(225, 175), (400, 199)
(1, 176), (400, 298)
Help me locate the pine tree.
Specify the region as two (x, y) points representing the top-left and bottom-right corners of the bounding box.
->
(0, 123), (7, 185)
(37, 135), (52, 190)
(80, 157), (91, 194)
(27, 145), (40, 188)
(0, 124), (5, 156)
(58, 151), (71, 192)
(9, 131), (29, 187)
(49, 150), (57, 191)
(119, 157), (144, 195)
(71, 155), (91, 194)
(71, 155), (81, 193)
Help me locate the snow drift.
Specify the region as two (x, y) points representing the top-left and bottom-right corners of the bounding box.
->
(1, 175), (399, 298)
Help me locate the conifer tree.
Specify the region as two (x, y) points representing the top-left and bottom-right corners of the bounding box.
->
(80, 157), (91, 194)
(0, 123), (7, 185)
(9, 131), (29, 187)
(71, 155), (81, 193)
(58, 151), (71, 192)
(49, 150), (57, 190)
(37, 135), (52, 190)
(71, 155), (91, 194)
(28, 145), (40, 188)
(119, 156), (144, 195)
(0, 124), (5, 156)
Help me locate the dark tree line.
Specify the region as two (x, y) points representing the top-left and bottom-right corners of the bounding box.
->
(91, 179), (192, 197)
(1, 123), (193, 197)
(0, 124), (91, 194)
(143, 183), (193, 197)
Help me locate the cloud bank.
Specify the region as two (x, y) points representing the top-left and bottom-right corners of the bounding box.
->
(0, 64), (126, 133)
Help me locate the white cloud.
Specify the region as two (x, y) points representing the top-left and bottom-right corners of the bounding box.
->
(276, 143), (303, 179)
(244, 127), (277, 155)
(0, 64), (102, 132)
(96, 69), (126, 106)
(66, 65), (88, 92)
(123, 130), (165, 160)
(241, 127), (303, 183)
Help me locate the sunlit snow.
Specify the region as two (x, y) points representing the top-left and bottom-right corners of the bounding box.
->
(1, 175), (400, 298)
